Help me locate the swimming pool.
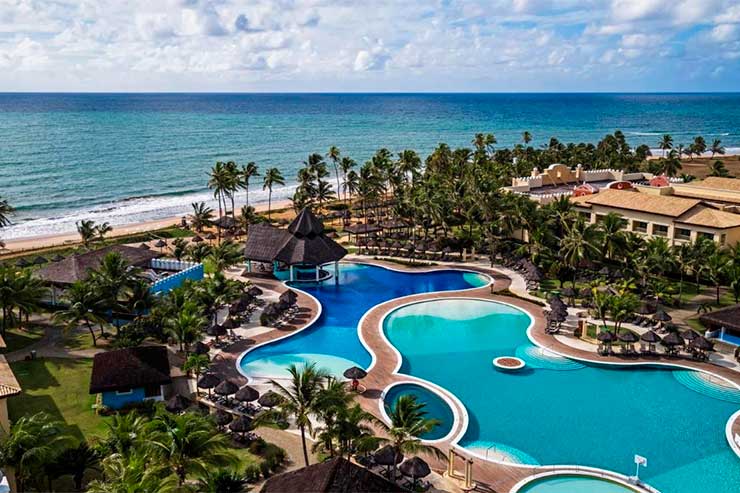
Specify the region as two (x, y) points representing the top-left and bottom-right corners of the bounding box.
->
(239, 263), (489, 378)
(383, 298), (740, 493)
(516, 474), (641, 493)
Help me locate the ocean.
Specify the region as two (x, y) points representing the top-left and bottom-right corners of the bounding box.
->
(1, 92), (739, 240)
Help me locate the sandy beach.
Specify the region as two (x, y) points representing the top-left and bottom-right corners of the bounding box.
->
(1, 199), (293, 255)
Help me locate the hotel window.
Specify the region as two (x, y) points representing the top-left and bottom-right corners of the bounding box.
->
(699, 232), (715, 241)
(653, 224), (669, 237)
(721, 234), (727, 246)
(116, 388), (133, 396)
(595, 214), (606, 223)
(675, 228), (692, 241)
(633, 221), (648, 233)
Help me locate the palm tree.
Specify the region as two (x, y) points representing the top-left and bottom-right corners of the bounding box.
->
(148, 411), (237, 486)
(127, 280), (155, 314)
(206, 239), (243, 272)
(382, 395), (444, 480)
(97, 412), (149, 456)
(312, 377), (353, 458)
(96, 222), (113, 242)
(710, 139), (725, 158)
(560, 219), (601, 287)
(343, 169), (359, 204)
(189, 202), (214, 232)
(54, 442), (100, 491)
(659, 134), (673, 157)
(674, 242), (693, 306)
(87, 451), (177, 493)
(187, 243), (213, 263)
(522, 131), (532, 145)
(661, 150), (683, 177)
(327, 146), (342, 203)
(183, 354), (210, 394)
(269, 363), (328, 466)
(240, 162), (260, 207)
(237, 205), (257, 236)
(0, 412), (72, 492)
(692, 136), (707, 158)
(0, 265), (46, 336)
(92, 252), (138, 327)
(598, 213), (627, 261)
(708, 160), (730, 177)
(334, 404), (382, 460)
(263, 167), (285, 220)
(706, 250), (728, 305)
(208, 161), (230, 220)
(165, 301), (205, 352)
(197, 470), (248, 493)
(172, 238), (188, 261)
(76, 220), (98, 249)
(53, 281), (106, 346)
(0, 196), (13, 228)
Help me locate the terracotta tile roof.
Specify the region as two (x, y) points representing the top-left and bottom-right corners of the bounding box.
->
(687, 177), (740, 193)
(90, 346), (171, 394)
(676, 205), (740, 229)
(0, 355), (21, 398)
(571, 189), (700, 217)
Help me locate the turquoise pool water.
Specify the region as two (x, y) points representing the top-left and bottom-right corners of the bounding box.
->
(383, 298), (740, 493)
(239, 263), (488, 378)
(383, 383), (455, 440)
(518, 475), (639, 493)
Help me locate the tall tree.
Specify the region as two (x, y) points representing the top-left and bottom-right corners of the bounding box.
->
(240, 161), (259, 208)
(263, 168), (285, 220)
(53, 281), (106, 346)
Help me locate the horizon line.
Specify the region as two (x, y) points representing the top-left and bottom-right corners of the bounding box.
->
(1, 91), (740, 96)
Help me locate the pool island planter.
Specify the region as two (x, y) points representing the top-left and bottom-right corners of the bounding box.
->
(493, 356), (526, 371)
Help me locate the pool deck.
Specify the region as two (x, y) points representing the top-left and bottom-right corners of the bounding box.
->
(227, 259), (740, 491)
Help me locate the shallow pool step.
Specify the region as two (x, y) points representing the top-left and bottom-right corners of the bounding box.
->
(516, 344), (586, 371)
(463, 440), (540, 465)
(673, 370), (740, 404)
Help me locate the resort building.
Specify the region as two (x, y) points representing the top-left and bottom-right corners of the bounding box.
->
(504, 163), (740, 247)
(244, 207), (347, 282)
(0, 353), (21, 433)
(89, 346), (173, 410)
(571, 188), (740, 246)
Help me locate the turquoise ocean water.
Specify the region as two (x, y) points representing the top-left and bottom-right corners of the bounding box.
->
(1, 93), (739, 238)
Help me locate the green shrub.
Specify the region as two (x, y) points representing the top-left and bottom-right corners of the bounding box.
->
(248, 437), (267, 454)
(244, 464), (261, 483)
(259, 461), (272, 479)
(264, 445), (287, 472)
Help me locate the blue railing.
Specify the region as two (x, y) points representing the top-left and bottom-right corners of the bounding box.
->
(149, 263), (204, 294)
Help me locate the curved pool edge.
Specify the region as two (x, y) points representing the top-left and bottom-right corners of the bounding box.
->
(370, 295), (665, 490)
(725, 410), (740, 459)
(236, 260), (493, 381)
(509, 470), (658, 493)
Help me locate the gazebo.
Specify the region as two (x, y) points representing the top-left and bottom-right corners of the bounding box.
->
(244, 208), (347, 283)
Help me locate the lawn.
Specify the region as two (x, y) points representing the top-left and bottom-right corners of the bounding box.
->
(2, 324), (45, 353)
(8, 357), (106, 441)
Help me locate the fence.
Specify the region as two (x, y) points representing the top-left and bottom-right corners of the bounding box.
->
(149, 263), (204, 294)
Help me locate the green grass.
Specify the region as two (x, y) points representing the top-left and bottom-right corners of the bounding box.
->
(9, 358), (107, 441)
(686, 318), (706, 332)
(2, 324), (45, 353)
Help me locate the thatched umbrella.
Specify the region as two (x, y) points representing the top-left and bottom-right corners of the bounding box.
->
(400, 457), (431, 489)
(207, 324), (227, 341)
(214, 409), (233, 428)
(165, 394), (191, 414)
(14, 258), (30, 268)
(579, 287), (592, 299)
(154, 239), (167, 249)
(258, 390), (283, 408)
(221, 318), (237, 331)
(32, 256), (47, 265)
(641, 330), (662, 343)
(561, 287), (576, 301)
(234, 385), (260, 403)
(636, 302), (657, 315)
(51, 254), (65, 262)
(228, 415), (253, 439)
(617, 331), (639, 343)
(214, 379), (239, 397)
(653, 311), (672, 322)
(205, 232), (216, 241)
(690, 336), (714, 352)
(139, 243), (151, 250)
(247, 286), (263, 297)
(191, 235), (204, 243)
(279, 290), (298, 306)
(597, 331), (615, 343)
(343, 366), (367, 392)
(374, 445), (403, 477)
(193, 341), (210, 356)
(661, 331), (685, 347)
(680, 329), (699, 341)
(197, 373), (221, 396)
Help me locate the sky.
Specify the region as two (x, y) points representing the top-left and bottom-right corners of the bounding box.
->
(1, 0), (739, 92)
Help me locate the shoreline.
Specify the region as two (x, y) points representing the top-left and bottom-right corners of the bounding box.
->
(1, 199), (292, 254)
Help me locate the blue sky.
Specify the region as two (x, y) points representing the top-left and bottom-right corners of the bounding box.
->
(1, 0), (739, 92)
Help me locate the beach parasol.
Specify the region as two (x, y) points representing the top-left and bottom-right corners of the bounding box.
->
(32, 256), (47, 265)
(690, 336), (714, 352)
(207, 324), (227, 338)
(51, 254), (65, 262)
(343, 366), (367, 392)
(139, 243), (151, 250)
(561, 287), (576, 299)
(661, 332), (685, 347)
(247, 286), (263, 297)
(680, 329), (699, 341)
(214, 409), (233, 428)
(228, 415), (253, 438)
(617, 331), (639, 343)
(640, 330), (662, 343)
(221, 317), (237, 330)
(235, 385), (260, 403)
(197, 373), (222, 395)
(192, 341), (210, 356)
(653, 311), (672, 322)
(258, 390), (283, 408)
(596, 331), (615, 342)
(191, 235), (204, 243)
(205, 232), (216, 241)
(579, 287), (593, 298)
(14, 258), (30, 268)
(154, 239), (167, 248)
(400, 457), (431, 488)
(214, 379), (239, 397)
(164, 394), (191, 414)
(636, 302), (657, 315)
(279, 289), (298, 305)
(374, 445), (403, 467)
